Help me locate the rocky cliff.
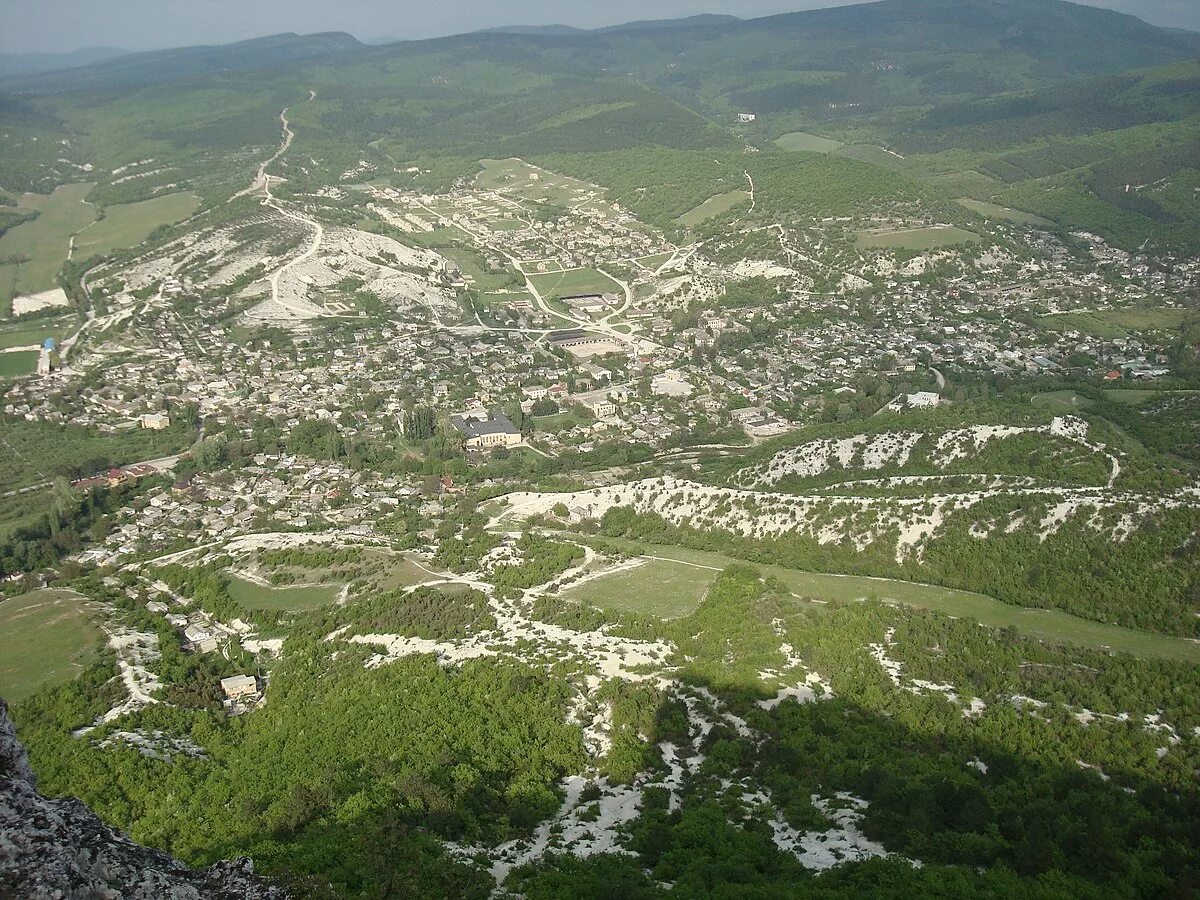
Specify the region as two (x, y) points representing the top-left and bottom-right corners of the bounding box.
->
(0, 699), (288, 899)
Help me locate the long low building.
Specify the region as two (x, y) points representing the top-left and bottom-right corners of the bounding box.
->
(451, 409), (523, 450)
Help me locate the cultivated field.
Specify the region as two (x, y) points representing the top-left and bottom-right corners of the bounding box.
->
(855, 225), (979, 250)
(0, 182), (97, 311)
(775, 131), (843, 153)
(676, 190), (750, 227)
(73, 191), (199, 259)
(0, 589), (102, 702)
(956, 198), (1053, 226)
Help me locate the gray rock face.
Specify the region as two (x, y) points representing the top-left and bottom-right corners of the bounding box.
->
(0, 699), (289, 899)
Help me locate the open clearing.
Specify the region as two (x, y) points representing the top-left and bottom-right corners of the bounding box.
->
(0, 182), (97, 311)
(677, 190), (750, 228)
(1038, 307), (1189, 339)
(775, 132), (843, 153)
(587, 538), (1200, 663)
(0, 350), (38, 377)
(73, 192), (199, 259)
(226, 575), (339, 612)
(956, 198), (1053, 226)
(1032, 390), (1093, 413)
(855, 226), (979, 250)
(528, 267), (621, 301)
(0, 589), (102, 702)
(567, 558), (717, 618)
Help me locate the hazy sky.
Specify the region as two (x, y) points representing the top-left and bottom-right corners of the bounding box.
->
(1, 0), (1196, 55)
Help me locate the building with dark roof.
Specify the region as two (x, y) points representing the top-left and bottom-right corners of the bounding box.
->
(450, 409), (522, 451)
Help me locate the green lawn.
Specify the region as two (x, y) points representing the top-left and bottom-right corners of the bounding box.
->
(566, 558), (716, 619)
(0, 182), (97, 310)
(1032, 390), (1094, 413)
(226, 575), (339, 612)
(0, 589), (103, 702)
(527, 267), (621, 301)
(1039, 308), (1190, 339)
(73, 192), (199, 259)
(585, 538), (1200, 663)
(0, 314), (77, 350)
(0, 350), (38, 377)
(676, 190), (750, 227)
(775, 131), (843, 153)
(855, 226), (979, 250)
(956, 198), (1053, 226)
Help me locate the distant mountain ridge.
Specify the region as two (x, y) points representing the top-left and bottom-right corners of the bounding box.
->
(2, 31), (362, 92)
(0, 47), (130, 78)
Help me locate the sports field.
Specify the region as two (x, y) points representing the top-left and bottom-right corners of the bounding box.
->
(0, 350), (38, 377)
(528, 267), (621, 301)
(0, 589), (103, 702)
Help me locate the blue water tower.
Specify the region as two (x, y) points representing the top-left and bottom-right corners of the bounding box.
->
(43, 338), (57, 352)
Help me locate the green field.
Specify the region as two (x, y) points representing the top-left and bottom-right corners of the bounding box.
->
(584, 539), (1200, 663)
(226, 575), (339, 612)
(567, 558), (716, 618)
(775, 131), (843, 153)
(488, 218), (527, 232)
(855, 226), (980, 250)
(0, 314), (76, 350)
(1038, 308), (1190, 339)
(956, 198), (1054, 226)
(0, 182), (97, 310)
(676, 190), (750, 227)
(634, 252), (674, 271)
(72, 192), (199, 259)
(0, 589), (103, 702)
(477, 158), (596, 208)
(1032, 390), (1094, 413)
(0, 350), (38, 376)
(527, 267), (621, 301)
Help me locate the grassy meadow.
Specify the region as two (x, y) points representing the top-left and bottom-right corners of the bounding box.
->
(0, 590), (103, 702)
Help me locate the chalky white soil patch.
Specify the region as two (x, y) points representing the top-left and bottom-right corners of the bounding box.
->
(765, 792), (897, 870)
(74, 627), (162, 735)
(498, 465), (1187, 565)
(98, 729), (207, 761)
(738, 418), (1104, 488)
(869, 628), (985, 718)
(731, 259), (798, 280)
(11, 287), (70, 315)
